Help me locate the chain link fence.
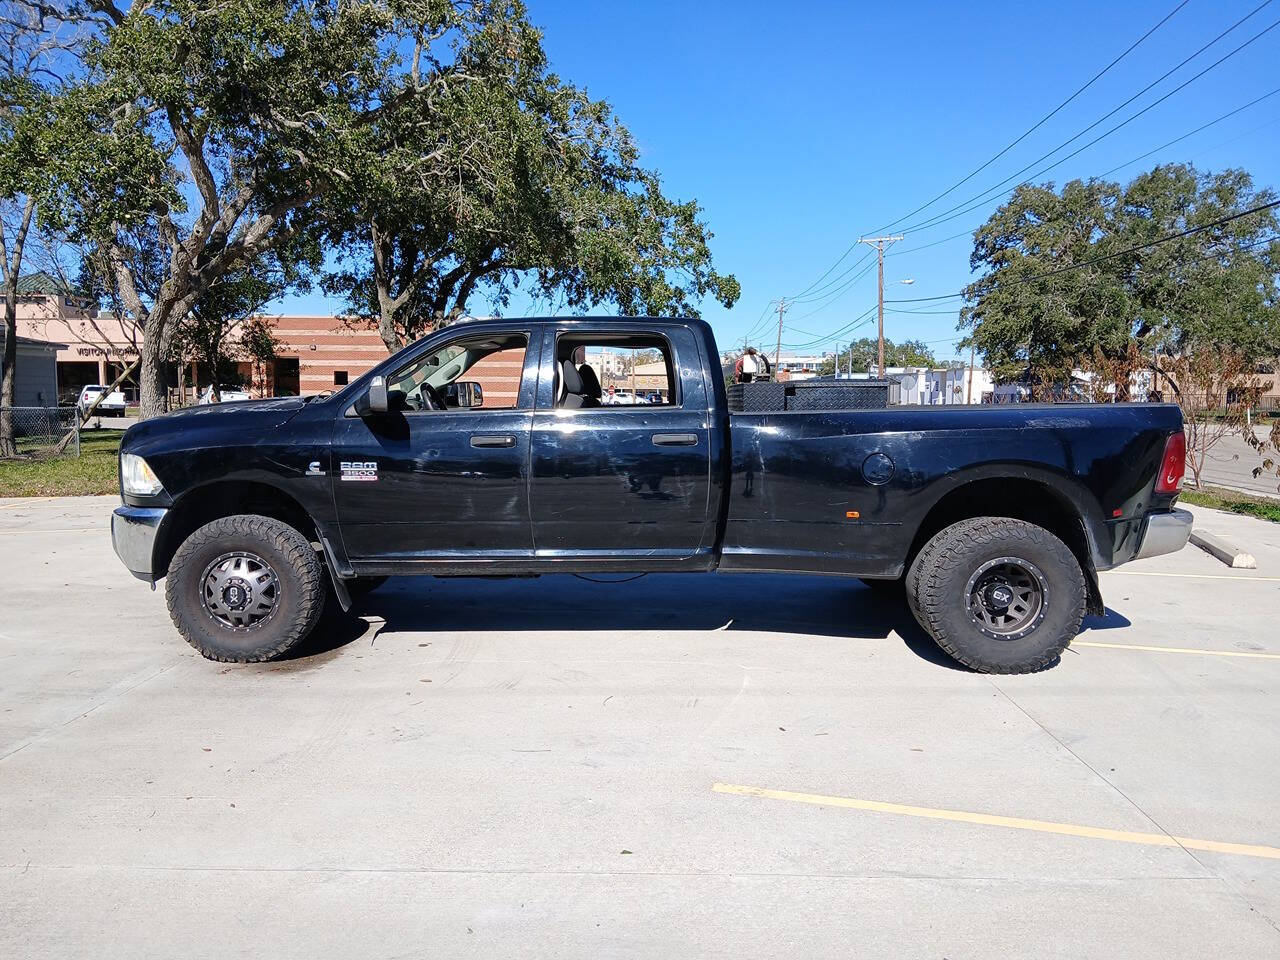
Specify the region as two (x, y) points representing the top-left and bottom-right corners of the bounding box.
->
(0, 406), (80, 459)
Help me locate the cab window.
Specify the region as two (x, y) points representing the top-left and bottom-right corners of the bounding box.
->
(555, 334), (677, 408)
(387, 333), (528, 412)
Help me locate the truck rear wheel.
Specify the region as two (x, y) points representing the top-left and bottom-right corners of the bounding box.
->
(908, 517), (1085, 674)
(165, 515), (327, 663)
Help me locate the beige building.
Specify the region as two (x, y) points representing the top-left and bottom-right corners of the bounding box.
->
(15, 271), (141, 404)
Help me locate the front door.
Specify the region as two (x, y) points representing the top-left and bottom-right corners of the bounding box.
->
(527, 325), (714, 565)
(332, 329), (539, 563)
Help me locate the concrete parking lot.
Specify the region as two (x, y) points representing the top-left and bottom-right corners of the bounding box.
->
(2, 496), (1278, 958)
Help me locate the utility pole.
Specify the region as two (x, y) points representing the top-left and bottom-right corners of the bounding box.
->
(773, 299), (788, 374)
(857, 235), (903, 378)
(966, 343), (975, 404)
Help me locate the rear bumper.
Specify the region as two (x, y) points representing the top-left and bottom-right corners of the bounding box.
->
(1134, 508), (1193, 561)
(111, 505), (168, 581)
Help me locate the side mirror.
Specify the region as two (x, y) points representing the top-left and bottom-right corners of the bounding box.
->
(443, 381), (483, 409)
(365, 375), (388, 415)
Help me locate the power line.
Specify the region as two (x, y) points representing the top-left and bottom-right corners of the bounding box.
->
(740, 298), (779, 345)
(886, 198), (1280, 304)
(1097, 84), (1280, 177)
(784, 261), (879, 323)
(790, 0), (1199, 302)
(790, 258), (877, 310)
(896, 3), (1279, 237)
(781, 305), (877, 349)
(901, 18), (1280, 241)
(871, 0), (1194, 234)
(790, 250), (874, 302)
(885, 84), (1280, 261)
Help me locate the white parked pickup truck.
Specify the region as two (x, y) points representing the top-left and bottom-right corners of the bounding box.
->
(197, 385), (252, 404)
(77, 385), (127, 416)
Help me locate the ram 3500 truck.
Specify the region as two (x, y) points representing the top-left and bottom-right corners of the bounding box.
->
(111, 316), (1191, 673)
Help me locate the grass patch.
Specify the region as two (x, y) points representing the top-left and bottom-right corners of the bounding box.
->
(1181, 485), (1280, 524)
(0, 429), (123, 497)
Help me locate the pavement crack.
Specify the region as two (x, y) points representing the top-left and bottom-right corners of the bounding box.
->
(990, 678), (1280, 936)
(0, 662), (178, 764)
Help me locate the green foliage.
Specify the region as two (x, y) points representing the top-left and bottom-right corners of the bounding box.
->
(168, 261), (290, 391)
(818, 338), (938, 376)
(18, 0), (738, 415)
(323, 7), (739, 349)
(960, 164), (1280, 396)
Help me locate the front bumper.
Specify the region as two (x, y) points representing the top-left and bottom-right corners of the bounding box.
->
(111, 505), (168, 581)
(1134, 508), (1193, 561)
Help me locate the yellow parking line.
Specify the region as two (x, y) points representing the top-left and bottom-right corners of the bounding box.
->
(1103, 570), (1280, 582)
(1075, 640), (1280, 659)
(0, 498), (54, 509)
(711, 783), (1280, 860)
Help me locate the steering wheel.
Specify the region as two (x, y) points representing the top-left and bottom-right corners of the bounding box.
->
(409, 383), (448, 411)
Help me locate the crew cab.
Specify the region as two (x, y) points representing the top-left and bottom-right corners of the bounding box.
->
(111, 316), (1191, 673)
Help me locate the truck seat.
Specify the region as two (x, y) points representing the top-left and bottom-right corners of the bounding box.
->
(559, 360), (588, 408)
(576, 364), (603, 407)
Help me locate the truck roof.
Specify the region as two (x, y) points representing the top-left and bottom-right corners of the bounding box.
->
(458, 315), (704, 327)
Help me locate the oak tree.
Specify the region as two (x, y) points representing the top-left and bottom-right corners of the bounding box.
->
(960, 164), (1280, 399)
(29, 0), (552, 416)
(323, 14), (739, 351)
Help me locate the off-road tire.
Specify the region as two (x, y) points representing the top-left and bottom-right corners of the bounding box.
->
(165, 515), (327, 663)
(908, 517), (1086, 674)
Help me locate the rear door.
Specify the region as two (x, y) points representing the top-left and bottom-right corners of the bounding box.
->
(332, 328), (540, 563)
(526, 324), (715, 566)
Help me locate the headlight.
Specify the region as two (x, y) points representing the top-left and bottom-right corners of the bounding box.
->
(120, 453), (164, 497)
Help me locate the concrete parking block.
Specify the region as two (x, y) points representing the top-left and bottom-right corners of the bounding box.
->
(1190, 529), (1257, 568)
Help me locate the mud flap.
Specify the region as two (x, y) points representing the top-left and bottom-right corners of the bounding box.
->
(318, 536), (352, 612)
(1084, 563), (1104, 617)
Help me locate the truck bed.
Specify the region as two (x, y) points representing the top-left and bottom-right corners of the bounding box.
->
(720, 403), (1184, 578)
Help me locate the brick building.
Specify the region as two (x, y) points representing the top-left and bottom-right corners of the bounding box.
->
(231, 315), (387, 397)
(13, 270), (524, 406)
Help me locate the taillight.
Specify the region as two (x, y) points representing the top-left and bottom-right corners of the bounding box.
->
(1154, 431), (1185, 494)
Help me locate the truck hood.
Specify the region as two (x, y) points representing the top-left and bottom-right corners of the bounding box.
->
(121, 397), (311, 453)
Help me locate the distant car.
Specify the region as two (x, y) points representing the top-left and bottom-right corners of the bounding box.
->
(77, 385), (127, 416)
(603, 390), (638, 405)
(197, 385), (251, 405)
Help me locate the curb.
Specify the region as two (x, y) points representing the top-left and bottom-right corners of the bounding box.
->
(1190, 529), (1257, 569)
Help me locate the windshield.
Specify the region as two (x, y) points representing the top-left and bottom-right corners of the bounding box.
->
(390, 344), (467, 396)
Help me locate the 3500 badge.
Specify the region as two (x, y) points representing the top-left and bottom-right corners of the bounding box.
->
(339, 461), (378, 482)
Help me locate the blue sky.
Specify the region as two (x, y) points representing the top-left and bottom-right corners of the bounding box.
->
(285, 0), (1280, 362)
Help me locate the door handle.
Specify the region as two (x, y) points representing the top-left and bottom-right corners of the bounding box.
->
(471, 434), (517, 448)
(652, 433), (699, 446)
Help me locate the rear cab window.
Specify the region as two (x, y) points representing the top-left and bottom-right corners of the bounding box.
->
(554, 333), (679, 409)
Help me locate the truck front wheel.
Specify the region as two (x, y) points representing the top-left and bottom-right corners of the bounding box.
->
(908, 517), (1086, 674)
(165, 515), (327, 663)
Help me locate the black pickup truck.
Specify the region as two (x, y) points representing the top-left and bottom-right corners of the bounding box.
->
(111, 316), (1191, 673)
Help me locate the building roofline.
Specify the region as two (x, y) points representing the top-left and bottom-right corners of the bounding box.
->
(0, 330), (68, 349)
